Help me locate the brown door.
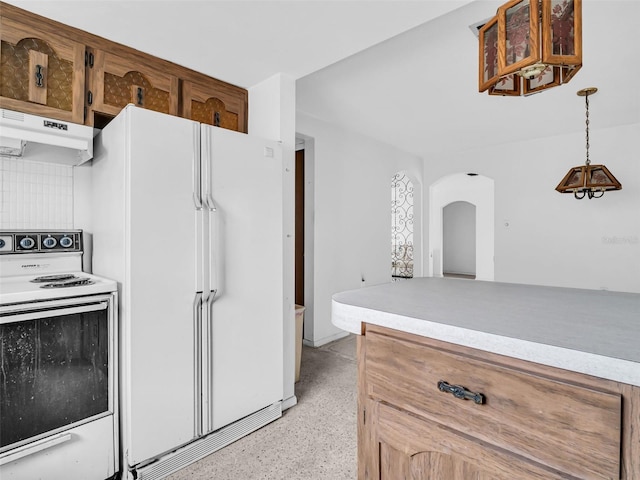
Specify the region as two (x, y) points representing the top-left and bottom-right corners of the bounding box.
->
(295, 149), (305, 306)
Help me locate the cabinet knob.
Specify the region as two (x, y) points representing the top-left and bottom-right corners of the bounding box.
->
(437, 380), (485, 405)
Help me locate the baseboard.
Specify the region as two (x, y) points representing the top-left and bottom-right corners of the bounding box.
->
(281, 395), (298, 410)
(302, 330), (350, 348)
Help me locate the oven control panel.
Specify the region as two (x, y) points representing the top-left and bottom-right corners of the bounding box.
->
(0, 230), (83, 254)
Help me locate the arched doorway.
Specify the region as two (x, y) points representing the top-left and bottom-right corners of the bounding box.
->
(428, 173), (494, 281)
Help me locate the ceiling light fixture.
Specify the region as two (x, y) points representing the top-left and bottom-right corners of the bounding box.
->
(555, 88), (622, 199)
(478, 0), (582, 96)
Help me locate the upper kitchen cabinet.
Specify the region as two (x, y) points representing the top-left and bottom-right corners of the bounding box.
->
(181, 74), (247, 132)
(0, 5), (85, 124)
(0, 2), (249, 132)
(85, 48), (179, 128)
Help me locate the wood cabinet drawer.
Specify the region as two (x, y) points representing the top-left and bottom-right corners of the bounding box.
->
(365, 329), (622, 479)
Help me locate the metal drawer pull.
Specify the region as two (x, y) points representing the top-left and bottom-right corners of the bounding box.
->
(0, 433), (72, 466)
(35, 64), (45, 87)
(438, 380), (485, 405)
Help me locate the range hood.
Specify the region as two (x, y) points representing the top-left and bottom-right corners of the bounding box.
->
(0, 109), (94, 165)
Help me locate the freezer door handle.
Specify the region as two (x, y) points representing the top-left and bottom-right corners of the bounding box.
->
(193, 123), (202, 209)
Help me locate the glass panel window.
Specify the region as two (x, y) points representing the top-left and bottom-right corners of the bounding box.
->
(550, 0), (576, 56)
(482, 21), (499, 83)
(505, 0), (531, 67)
(0, 307), (109, 449)
(391, 172), (414, 280)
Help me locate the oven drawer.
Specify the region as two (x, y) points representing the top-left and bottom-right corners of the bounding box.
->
(0, 415), (116, 480)
(365, 329), (622, 479)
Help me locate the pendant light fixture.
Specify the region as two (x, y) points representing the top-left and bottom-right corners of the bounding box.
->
(555, 88), (622, 199)
(479, 0), (582, 96)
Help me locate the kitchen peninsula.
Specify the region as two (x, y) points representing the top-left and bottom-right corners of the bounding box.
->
(332, 278), (640, 479)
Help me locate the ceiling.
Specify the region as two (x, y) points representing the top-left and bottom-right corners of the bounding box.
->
(5, 0), (472, 88)
(297, 0), (640, 158)
(6, 0), (640, 159)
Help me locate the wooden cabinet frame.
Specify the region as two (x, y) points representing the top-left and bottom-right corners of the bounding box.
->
(358, 323), (640, 479)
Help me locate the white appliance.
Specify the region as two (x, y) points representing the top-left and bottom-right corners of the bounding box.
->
(88, 105), (284, 479)
(0, 109), (94, 164)
(0, 230), (118, 480)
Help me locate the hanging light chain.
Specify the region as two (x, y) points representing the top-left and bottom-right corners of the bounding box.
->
(584, 92), (591, 166)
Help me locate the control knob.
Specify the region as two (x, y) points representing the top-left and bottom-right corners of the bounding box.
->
(43, 236), (57, 248)
(19, 237), (36, 249)
(59, 236), (74, 248)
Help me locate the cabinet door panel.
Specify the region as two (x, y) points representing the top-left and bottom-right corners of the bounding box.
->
(0, 16), (84, 123)
(87, 49), (179, 124)
(181, 79), (247, 132)
(376, 402), (569, 480)
(381, 444), (495, 480)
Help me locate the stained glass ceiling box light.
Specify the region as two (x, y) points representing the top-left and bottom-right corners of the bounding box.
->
(479, 0), (582, 96)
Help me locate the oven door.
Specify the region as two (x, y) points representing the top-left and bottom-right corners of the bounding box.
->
(0, 294), (117, 459)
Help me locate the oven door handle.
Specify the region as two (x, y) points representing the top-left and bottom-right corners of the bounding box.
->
(0, 432), (72, 466)
(0, 302), (107, 324)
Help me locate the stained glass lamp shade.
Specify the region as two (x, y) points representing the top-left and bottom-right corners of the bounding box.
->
(479, 0), (582, 96)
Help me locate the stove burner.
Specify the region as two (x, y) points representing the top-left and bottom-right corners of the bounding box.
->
(40, 277), (95, 288)
(31, 273), (78, 283)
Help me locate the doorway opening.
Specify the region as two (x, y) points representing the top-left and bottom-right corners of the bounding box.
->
(428, 173), (494, 281)
(443, 201), (476, 279)
(295, 148), (305, 305)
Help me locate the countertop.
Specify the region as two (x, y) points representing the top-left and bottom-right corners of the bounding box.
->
(331, 277), (640, 387)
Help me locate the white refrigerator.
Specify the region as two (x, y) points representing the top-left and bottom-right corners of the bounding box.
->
(89, 105), (284, 479)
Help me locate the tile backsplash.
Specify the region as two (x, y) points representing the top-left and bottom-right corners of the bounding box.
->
(0, 157), (74, 229)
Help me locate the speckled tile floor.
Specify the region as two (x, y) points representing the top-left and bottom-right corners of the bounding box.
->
(166, 334), (357, 480)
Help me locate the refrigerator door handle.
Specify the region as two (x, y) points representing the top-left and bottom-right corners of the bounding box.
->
(200, 290), (215, 433)
(201, 126), (217, 211)
(192, 123), (202, 209)
(206, 194), (217, 212)
(193, 292), (203, 437)
(201, 126), (215, 211)
(208, 208), (220, 298)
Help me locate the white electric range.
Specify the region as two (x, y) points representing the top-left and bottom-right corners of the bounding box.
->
(0, 230), (119, 480)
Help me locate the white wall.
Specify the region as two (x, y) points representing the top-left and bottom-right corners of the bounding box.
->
(249, 73), (297, 409)
(296, 112), (423, 346)
(424, 123), (640, 294)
